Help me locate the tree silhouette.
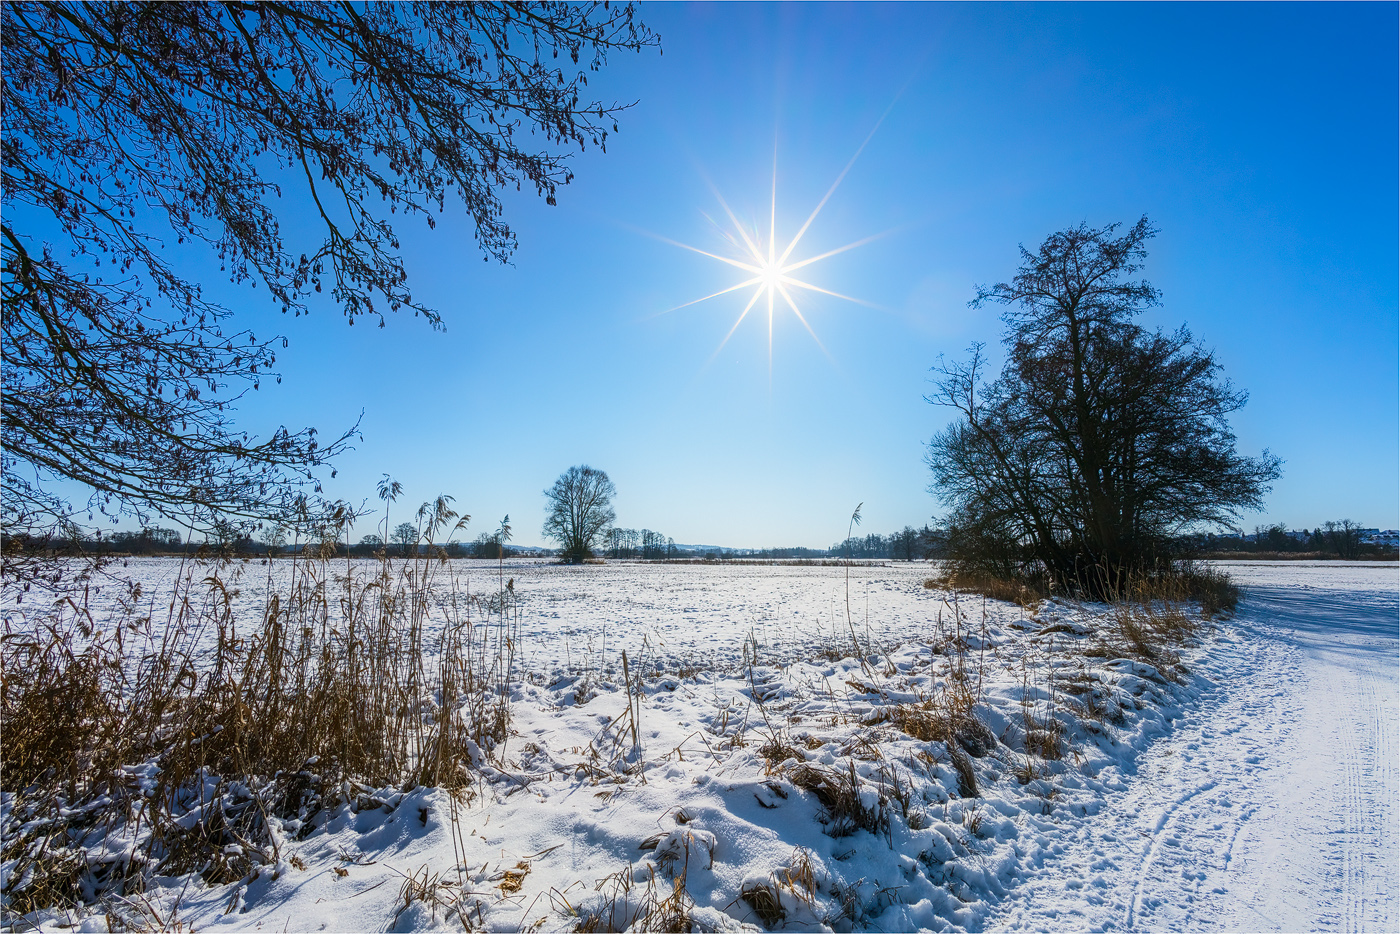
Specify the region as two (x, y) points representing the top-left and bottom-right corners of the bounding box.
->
(927, 218), (1280, 594)
(542, 465), (615, 563)
(392, 521), (417, 558)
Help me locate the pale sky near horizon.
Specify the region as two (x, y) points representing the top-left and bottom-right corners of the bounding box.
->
(105, 3), (1400, 548)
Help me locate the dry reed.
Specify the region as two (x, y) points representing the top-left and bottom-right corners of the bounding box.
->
(1, 506), (518, 917)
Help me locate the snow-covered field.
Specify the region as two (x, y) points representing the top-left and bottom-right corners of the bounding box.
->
(4, 559), (1396, 932)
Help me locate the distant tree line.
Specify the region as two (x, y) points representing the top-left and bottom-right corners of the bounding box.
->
(728, 546), (829, 560)
(605, 528), (676, 559)
(93, 528), (186, 554)
(829, 526), (947, 560)
(3, 525), (248, 557)
(2, 526), (498, 560)
(595, 524), (949, 561)
(1175, 520), (1394, 560)
(15, 527), (192, 556)
(5, 519), (961, 562)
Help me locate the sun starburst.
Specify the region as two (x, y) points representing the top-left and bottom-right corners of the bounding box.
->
(655, 137), (888, 374)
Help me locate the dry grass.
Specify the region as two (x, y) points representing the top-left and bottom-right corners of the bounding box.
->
(1, 520), (519, 917)
(1116, 562), (1238, 617)
(872, 596), (998, 799)
(779, 848), (820, 902)
(392, 864), (483, 930)
(758, 738), (804, 770)
(886, 704), (995, 756)
(101, 891), (198, 933)
(1023, 724), (1065, 761)
(884, 704), (991, 796)
(784, 760), (895, 837)
(739, 880), (785, 927)
(570, 864), (695, 933)
(930, 561), (1237, 616)
(1101, 600), (1201, 679)
(925, 569), (1048, 607)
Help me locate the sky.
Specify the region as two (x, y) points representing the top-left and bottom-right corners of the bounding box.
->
(199, 3), (1397, 548)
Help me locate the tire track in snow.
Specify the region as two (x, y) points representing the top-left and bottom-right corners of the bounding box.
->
(1334, 629), (1393, 934)
(1125, 779), (1219, 930)
(985, 617), (1294, 932)
(987, 564), (1397, 933)
(1339, 664), (1362, 933)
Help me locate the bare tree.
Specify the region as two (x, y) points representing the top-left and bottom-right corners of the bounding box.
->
(927, 217), (1280, 594)
(892, 526), (920, 561)
(542, 465), (615, 563)
(2, 2), (658, 546)
(1323, 519), (1362, 559)
(258, 523), (287, 557)
(392, 521), (417, 558)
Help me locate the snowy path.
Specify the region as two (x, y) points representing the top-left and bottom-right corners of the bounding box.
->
(987, 563), (1399, 933)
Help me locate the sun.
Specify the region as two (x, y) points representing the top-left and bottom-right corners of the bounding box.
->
(654, 141), (887, 372)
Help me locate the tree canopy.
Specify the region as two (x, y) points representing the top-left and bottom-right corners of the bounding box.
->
(927, 217), (1280, 593)
(1, 1), (657, 544)
(542, 465), (615, 563)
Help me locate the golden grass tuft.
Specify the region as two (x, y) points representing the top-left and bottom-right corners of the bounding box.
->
(925, 569), (1048, 607)
(740, 880), (785, 928)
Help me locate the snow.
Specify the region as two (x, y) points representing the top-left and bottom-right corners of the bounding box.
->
(987, 561), (1398, 932)
(4, 559), (1396, 932)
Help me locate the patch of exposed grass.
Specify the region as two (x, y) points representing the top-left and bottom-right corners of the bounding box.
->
(1099, 597), (1202, 681)
(930, 561), (1238, 617)
(1023, 723), (1065, 761)
(1120, 562), (1238, 617)
(740, 879), (786, 928)
(886, 704), (996, 758)
(925, 569), (1048, 607)
(786, 761), (890, 837)
(569, 863), (695, 933)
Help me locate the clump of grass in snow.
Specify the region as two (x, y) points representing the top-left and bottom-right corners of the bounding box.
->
(391, 864), (482, 931)
(740, 879), (786, 928)
(926, 569), (1048, 607)
(101, 890), (197, 933)
(866, 595), (998, 798)
(1015, 648), (1066, 767)
(784, 760), (896, 838)
(569, 863), (695, 933)
(886, 703), (995, 753)
(1123, 561), (1238, 617)
(1090, 571), (1209, 679)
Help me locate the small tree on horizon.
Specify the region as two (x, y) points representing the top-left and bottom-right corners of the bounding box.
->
(542, 465), (615, 564)
(258, 523), (288, 557)
(892, 526), (920, 561)
(1322, 519), (1362, 560)
(391, 521), (417, 558)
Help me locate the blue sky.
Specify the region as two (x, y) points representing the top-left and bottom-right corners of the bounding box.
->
(219, 2), (1396, 548)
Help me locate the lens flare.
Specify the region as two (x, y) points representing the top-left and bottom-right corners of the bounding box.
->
(656, 141), (888, 375)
